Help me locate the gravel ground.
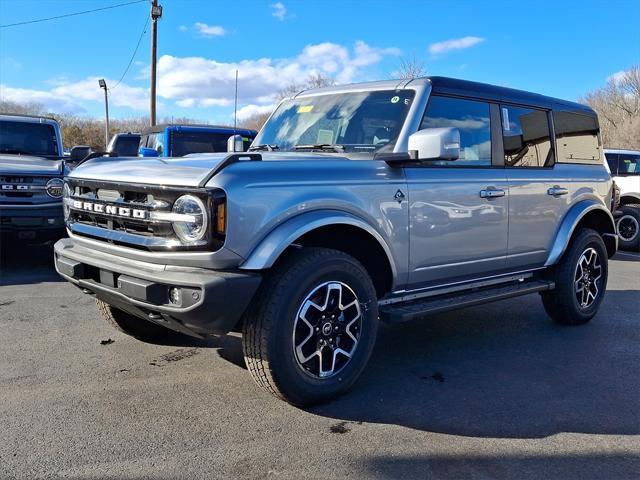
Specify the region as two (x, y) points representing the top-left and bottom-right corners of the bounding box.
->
(0, 244), (638, 480)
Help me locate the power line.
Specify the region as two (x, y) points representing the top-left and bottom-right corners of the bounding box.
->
(111, 15), (150, 90)
(0, 0), (148, 29)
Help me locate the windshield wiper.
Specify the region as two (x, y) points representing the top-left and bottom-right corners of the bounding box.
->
(294, 144), (345, 152)
(249, 144), (279, 152)
(0, 148), (33, 155)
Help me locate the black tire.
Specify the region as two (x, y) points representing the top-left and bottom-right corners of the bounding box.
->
(541, 228), (608, 325)
(242, 247), (379, 406)
(96, 299), (177, 342)
(616, 205), (640, 252)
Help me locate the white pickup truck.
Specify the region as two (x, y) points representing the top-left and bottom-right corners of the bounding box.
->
(604, 149), (640, 251)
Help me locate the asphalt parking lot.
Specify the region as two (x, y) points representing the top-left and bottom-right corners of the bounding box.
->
(0, 243), (638, 480)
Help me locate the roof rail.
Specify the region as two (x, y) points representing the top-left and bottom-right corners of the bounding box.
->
(0, 112), (58, 123)
(198, 153), (262, 187)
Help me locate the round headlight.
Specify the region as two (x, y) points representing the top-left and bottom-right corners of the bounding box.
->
(172, 195), (208, 243)
(46, 178), (64, 198)
(62, 183), (71, 221)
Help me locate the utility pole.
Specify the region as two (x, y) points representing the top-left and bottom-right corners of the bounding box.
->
(98, 79), (110, 149)
(150, 0), (162, 126)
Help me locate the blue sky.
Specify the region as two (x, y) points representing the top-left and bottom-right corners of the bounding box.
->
(1, 0), (638, 124)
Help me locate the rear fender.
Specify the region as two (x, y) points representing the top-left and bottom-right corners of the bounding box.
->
(545, 200), (617, 266)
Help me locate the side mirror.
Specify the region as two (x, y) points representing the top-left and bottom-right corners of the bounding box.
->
(408, 127), (460, 161)
(138, 147), (159, 157)
(69, 145), (92, 162)
(227, 134), (245, 153)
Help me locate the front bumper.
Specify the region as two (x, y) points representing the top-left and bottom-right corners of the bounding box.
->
(0, 202), (65, 242)
(54, 238), (261, 336)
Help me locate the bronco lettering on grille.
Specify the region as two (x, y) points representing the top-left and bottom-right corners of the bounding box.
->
(71, 200), (148, 219)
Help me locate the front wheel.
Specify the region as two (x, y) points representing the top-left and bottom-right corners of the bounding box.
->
(242, 248), (379, 406)
(541, 228), (608, 325)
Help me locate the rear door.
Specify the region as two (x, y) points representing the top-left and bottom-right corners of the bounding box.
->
(405, 95), (509, 288)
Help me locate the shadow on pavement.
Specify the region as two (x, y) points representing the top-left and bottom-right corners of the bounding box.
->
(362, 453), (639, 480)
(0, 241), (62, 286)
(614, 251), (640, 262)
(308, 290), (640, 439)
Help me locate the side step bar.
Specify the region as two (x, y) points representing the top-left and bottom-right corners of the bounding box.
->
(379, 279), (555, 324)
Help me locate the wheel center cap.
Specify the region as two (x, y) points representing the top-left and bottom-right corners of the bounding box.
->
(321, 322), (333, 336)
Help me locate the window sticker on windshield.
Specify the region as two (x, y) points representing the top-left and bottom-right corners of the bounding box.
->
(316, 129), (334, 145)
(391, 96), (400, 104)
(502, 107), (510, 131)
(297, 105), (314, 113)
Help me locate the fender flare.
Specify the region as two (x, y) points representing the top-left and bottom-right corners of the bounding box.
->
(620, 192), (640, 205)
(545, 199), (617, 266)
(239, 209), (398, 279)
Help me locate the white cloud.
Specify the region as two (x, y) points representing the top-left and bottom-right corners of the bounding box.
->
(0, 84), (87, 114)
(607, 70), (627, 84)
(428, 36), (485, 55)
(156, 41), (401, 108)
(193, 22), (226, 37)
(178, 25), (188, 32)
(236, 104), (276, 122)
(0, 77), (149, 114)
(271, 2), (287, 21)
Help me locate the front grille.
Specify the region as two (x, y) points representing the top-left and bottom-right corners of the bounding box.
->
(0, 175), (52, 201)
(66, 178), (223, 251)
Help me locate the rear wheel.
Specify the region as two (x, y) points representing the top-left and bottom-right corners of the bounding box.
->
(616, 205), (640, 251)
(96, 299), (177, 342)
(541, 228), (608, 325)
(242, 248), (379, 406)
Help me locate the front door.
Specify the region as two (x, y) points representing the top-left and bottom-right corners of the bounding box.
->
(406, 95), (508, 288)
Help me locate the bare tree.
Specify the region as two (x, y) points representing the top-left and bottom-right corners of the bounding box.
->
(582, 65), (640, 150)
(394, 55), (427, 80)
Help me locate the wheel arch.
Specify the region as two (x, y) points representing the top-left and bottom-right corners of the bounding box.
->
(240, 210), (397, 297)
(545, 200), (617, 266)
(619, 193), (640, 206)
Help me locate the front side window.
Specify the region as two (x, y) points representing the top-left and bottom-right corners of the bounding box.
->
(501, 106), (553, 167)
(553, 111), (601, 163)
(617, 153), (639, 175)
(420, 96), (491, 166)
(605, 152), (619, 174)
(0, 121), (59, 157)
(253, 89), (416, 156)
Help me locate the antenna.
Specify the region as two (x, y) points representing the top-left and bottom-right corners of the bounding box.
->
(234, 69), (238, 133)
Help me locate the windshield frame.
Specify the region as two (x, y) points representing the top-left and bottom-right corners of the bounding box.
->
(253, 84), (430, 158)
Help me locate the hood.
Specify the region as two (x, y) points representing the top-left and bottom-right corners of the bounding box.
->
(68, 152), (346, 187)
(0, 154), (63, 176)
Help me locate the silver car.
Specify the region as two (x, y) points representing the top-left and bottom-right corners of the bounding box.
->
(54, 77), (617, 405)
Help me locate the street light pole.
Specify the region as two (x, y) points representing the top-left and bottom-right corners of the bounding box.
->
(98, 79), (110, 149)
(150, 0), (162, 127)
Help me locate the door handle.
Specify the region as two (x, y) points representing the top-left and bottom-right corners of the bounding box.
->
(547, 186), (569, 196)
(479, 188), (506, 199)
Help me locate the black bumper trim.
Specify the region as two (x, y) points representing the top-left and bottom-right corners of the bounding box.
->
(54, 238), (262, 335)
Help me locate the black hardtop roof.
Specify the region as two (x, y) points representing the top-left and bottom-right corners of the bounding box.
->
(426, 76), (594, 114)
(142, 123), (257, 135)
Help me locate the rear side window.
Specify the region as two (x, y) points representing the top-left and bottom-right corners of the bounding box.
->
(618, 153), (639, 175)
(420, 96), (492, 166)
(501, 106), (553, 167)
(553, 111), (601, 163)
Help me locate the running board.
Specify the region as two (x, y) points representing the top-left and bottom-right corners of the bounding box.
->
(379, 279), (555, 324)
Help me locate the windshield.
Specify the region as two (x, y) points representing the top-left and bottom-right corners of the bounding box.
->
(253, 89), (416, 155)
(0, 120), (59, 157)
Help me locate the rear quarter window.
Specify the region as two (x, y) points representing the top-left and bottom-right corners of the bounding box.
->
(552, 111), (601, 163)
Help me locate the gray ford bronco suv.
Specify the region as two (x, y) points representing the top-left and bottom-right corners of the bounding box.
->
(54, 77), (617, 405)
(1, 114), (66, 243)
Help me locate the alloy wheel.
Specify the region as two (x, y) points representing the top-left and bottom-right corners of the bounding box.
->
(292, 281), (362, 378)
(617, 214), (639, 242)
(573, 247), (602, 309)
